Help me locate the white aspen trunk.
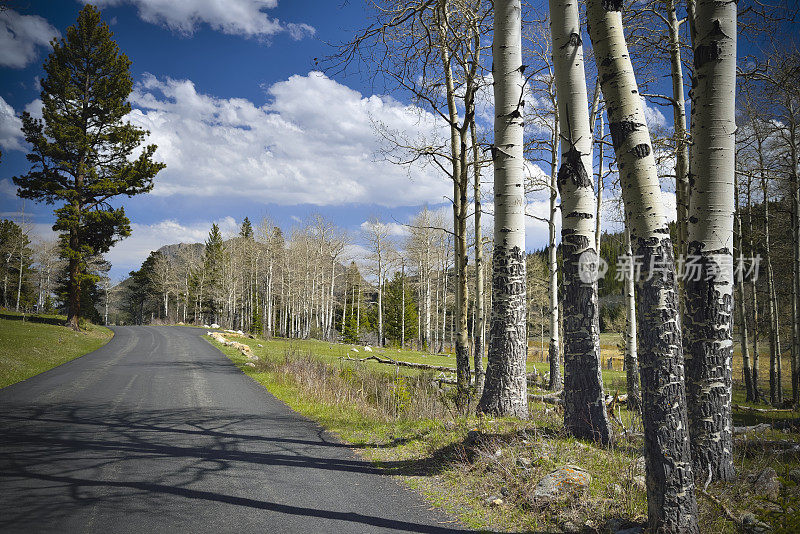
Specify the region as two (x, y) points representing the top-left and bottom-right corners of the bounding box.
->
(684, 0), (736, 482)
(356, 281), (360, 338)
(548, 101), (562, 391)
(586, 0), (699, 530)
(735, 182), (755, 401)
(746, 177), (761, 400)
(624, 226), (639, 411)
(594, 118), (604, 252)
(441, 264), (448, 353)
(15, 239), (23, 312)
(477, 0), (528, 418)
(548, 0), (610, 442)
(401, 263), (405, 349)
(437, 0), (471, 397)
(668, 0), (690, 294)
(472, 120), (486, 391)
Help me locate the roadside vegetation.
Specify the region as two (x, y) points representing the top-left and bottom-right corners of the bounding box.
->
(210, 333), (799, 532)
(0, 312), (113, 389)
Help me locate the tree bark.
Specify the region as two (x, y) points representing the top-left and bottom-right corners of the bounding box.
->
(684, 0), (736, 482)
(587, 0), (699, 529)
(477, 0), (528, 418)
(548, 102), (562, 391)
(472, 119), (486, 392)
(747, 177), (761, 400)
(624, 226), (640, 411)
(735, 181), (755, 401)
(549, 0), (610, 443)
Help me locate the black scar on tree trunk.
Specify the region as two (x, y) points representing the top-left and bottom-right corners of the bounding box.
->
(635, 234), (700, 533)
(478, 244), (528, 418)
(683, 241), (736, 482)
(556, 139), (610, 444)
(560, 229), (611, 443)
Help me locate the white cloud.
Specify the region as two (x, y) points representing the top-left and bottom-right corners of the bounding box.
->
(0, 96), (24, 151)
(128, 72), (452, 207)
(642, 98), (667, 129)
(359, 220), (408, 237)
(0, 10), (59, 68)
(87, 0), (314, 40)
(0, 179), (18, 198)
(24, 98), (43, 119)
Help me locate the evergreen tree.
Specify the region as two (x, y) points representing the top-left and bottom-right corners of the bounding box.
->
(240, 217), (253, 239)
(13, 5), (164, 330)
(203, 224), (225, 323)
(383, 272), (418, 346)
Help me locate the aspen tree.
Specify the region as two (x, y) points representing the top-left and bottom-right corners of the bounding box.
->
(586, 0), (699, 530)
(477, 0), (528, 418)
(683, 0), (737, 481)
(548, 0), (610, 442)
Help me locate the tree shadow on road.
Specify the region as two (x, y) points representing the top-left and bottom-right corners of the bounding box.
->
(0, 403), (491, 533)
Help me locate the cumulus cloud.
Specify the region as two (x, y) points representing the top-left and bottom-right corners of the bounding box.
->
(0, 96), (24, 151)
(86, 0), (314, 40)
(359, 220), (408, 237)
(642, 98), (668, 129)
(127, 72), (452, 207)
(0, 10), (59, 68)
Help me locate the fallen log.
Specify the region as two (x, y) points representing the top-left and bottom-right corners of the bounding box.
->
(529, 391), (563, 405)
(732, 403), (795, 413)
(733, 423), (772, 435)
(339, 355), (457, 373)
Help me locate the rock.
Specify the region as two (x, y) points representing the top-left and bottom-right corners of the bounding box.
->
(561, 520), (579, 532)
(500, 486), (510, 497)
(532, 465), (591, 507)
(257, 344), (263, 348)
(748, 467), (781, 500)
(789, 469), (800, 483)
(632, 475), (646, 492)
(517, 457), (532, 469)
(633, 456), (645, 473)
(364, 346), (373, 352)
(210, 323), (220, 329)
(247, 355), (259, 361)
(245, 362), (256, 368)
(741, 512), (770, 533)
(490, 498), (504, 507)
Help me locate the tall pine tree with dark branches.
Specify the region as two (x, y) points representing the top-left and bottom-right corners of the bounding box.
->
(13, 5), (164, 330)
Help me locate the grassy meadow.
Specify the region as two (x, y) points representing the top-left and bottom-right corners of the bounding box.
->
(0, 313), (113, 389)
(208, 331), (800, 532)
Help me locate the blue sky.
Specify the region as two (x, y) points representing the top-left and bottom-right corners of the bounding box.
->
(4, 0), (784, 280)
(1, 0), (490, 279)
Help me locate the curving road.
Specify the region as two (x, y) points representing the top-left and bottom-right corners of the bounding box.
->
(0, 326), (469, 533)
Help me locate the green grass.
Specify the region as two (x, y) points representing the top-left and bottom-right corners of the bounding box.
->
(0, 314), (113, 389)
(208, 332), (799, 532)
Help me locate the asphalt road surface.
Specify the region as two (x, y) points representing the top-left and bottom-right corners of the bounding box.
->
(0, 326), (471, 533)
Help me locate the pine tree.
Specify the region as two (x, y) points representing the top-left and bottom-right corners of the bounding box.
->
(384, 272), (418, 346)
(240, 217), (253, 239)
(13, 5), (164, 330)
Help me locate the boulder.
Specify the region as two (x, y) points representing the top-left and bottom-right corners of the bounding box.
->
(748, 467), (781, 501)
(531, 465), (591, 507)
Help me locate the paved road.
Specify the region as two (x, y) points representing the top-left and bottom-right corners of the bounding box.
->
(0, 326), (470, 533)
